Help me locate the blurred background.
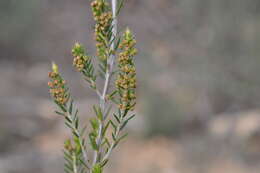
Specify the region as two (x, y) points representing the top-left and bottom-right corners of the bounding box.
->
(1, 0), (260, 172)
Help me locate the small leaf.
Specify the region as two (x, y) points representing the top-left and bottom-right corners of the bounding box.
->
(113, 114), (120, 123)
(101, 159), (109, 167)
(116, 0), (125, 16)
(112, 132), (116, 141)
(108, 90), (118, 98)
(65, 116), (72, 123)
(79, 158), (90, 169)
(55, 100), (67, 112)
(120, 114), (135, 131)
(115, 37), (121, 50)
(118, 133), (128, 142)
(69, 99), (73, 114)
(90, 118), (99, 130)
(92, 163), (102, 173)
(89, 133), (98, 150)
(75, 116), (79, 129)
(109, 120), (116, 131)
(102, 121), (110, 137)
(54, 110), (65, 116)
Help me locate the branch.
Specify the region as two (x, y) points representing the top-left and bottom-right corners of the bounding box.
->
(92, 0), (118, 168)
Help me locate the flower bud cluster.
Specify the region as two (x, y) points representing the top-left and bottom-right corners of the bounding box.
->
(91, 0), (112, 61)
(48, 63), (69, 105)
(116, 29), (137, 111)
(72, 43), (90, 72)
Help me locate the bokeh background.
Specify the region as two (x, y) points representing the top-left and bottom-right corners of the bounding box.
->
(1, 0), (260, 172)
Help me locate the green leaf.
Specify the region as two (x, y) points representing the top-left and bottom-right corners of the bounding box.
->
(54, 100), (67, 112)
(65, 116), (73, 123)
(80, 125), (87, 137)
(89, 132), (98, 150)
(102, 137), (111, 148)
(73, 109), (79, 121)
(116, 0), (125, 16)
(101, 159), (109, 167)
(126, 114), (136, 122)
(120, 114), (135, 131)
(75, 116), (79, 129)
(108, 90), (118, 98)
(69, 99), (74, 114)
(112, 132), (116, 141)
(114, 37), (121, 50)
(90, 118), (99, 130)
(109, 120), (116, 131)
(92, 163), (102, 173)
(102, 121), (110, 137)
(65, 122), (73, 129)
(64, 163), (73, 172)
(118, 133), (128, 142)
(79, 158), (90, 169)
(54, 110), (65, 116)
(97, 107), (103, 120)
(113, 113), (120, 123)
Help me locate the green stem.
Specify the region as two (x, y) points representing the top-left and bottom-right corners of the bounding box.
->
(92, 0), (118, 169)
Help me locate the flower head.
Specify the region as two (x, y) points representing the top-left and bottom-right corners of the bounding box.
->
(116, 29), (137, 111)
(91, 0), (112, 61)
(48, 63), (69, 105)
(72, 43), (90, 72)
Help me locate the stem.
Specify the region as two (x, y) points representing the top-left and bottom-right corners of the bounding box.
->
(72, 152), (78, 173)
(92, 0), (118, 168)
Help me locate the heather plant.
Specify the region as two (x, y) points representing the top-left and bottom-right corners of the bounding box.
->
(47, 0), (137, 173)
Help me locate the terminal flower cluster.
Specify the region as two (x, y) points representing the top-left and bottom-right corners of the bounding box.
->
(116, 29), (137, 110)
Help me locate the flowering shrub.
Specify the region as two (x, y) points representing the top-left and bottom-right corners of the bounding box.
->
(47, 0), (137, 173)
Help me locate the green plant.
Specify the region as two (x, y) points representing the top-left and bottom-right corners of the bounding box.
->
(47, 0), (137, 173)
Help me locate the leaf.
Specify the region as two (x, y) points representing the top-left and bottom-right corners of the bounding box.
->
(92, 163), (102, 173)
(117, 133), (128, 142)
(113, 114), (120, 123)
(112, 132), (116, 141)
(65, 122), (73, 129)
(101, 159), (109, 167)
(90, 118), (99, 130)
(97, 107), (103, 120)
(109, 120), (116, 131)
(114, 37), (121, 50)
(80, 125), (87, 137)
(108, 90), (118, 98)
(120, 114), (135, 131)
(126, 114), (136, 122)
(102, 121), (110, 137)
(102, 137), (111, 148)
(69, 99), (74, 114)
(89, 132), (98, 150)
(64, 163), (73, 173)
(54, 110), (65, 116)
(72, 130), (79, 138)
(54, 100), (67, 112)
(110, 97), (119, 104)
(79, 158), (90, 169)
(73, 109), (79, 120)
(116, 0), (125, 16)
(75, 116), (79, 129)
(93, 105), (98, 116)
(65, 116), (72, 124)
